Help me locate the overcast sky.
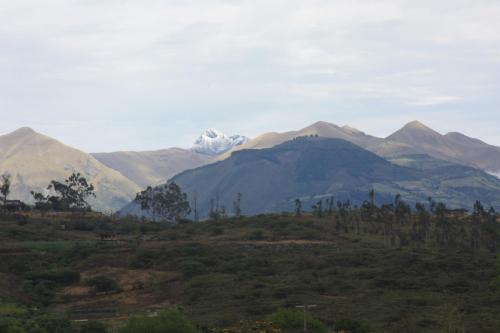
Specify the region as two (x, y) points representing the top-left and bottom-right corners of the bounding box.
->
(1, 0), (499, 152)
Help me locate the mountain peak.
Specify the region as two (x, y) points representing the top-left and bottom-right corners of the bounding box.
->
(388, 121), (441, 138)
(387, 120), (442, 146)
(1, 127), (40, 142)
(192, 129), (249, 156)
(10, 127), (36, 136)
(201, 128), (225, 139)
(402, 120), (433, 131)
(306, 121), (340, 130)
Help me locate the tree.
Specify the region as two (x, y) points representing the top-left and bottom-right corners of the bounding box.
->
(369, 189), (375, 208)
(337, 200), (352, 232)
(135, 182), (191, 222)
(47, 172), (96, 211)
(480, 206), (498, 252)
(294, 199), (302, 216)
(233, 192), (243, 218)
(394, 194), (411, 224)
(326, 196), (335, 216)
(473, 200), (485, 215)
(0, 173), (11, 207)
(427, 196), (436, 214)
(193, 192), (199, 222)
(120, 309), (196, 333)
(415, 202), (431, 244)
(30, 190), (52, 212)
(312, 199), (323, 218)
(30, 172), (95, 212)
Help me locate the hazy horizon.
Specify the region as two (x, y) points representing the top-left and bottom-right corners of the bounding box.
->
(1, 1), (500, 151)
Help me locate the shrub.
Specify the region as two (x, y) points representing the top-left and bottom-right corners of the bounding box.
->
(334, 318), (366, 333)
(86, 276), (120, 293)
(0, 317), (24, 333)
(0, 304), (28, 316)
(79, 321), (107, 333)
(28, 280), (57, 306)
(247, 230), (264, 240)
(120, 309), (196, 333)
(267, 308), (327, 333)
(30, 314), (74, 333)
(29, 270), (80, 285)
(131, 249), (164, 268)
(179, 260), (207, 278)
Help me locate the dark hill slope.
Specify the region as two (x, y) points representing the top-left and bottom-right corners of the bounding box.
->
(120, 137), (500, 218)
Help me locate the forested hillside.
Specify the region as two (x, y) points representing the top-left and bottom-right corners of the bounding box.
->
(1, 200), (499, 332)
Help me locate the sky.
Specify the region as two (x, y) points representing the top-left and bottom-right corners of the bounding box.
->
(1, 0), (500, 152)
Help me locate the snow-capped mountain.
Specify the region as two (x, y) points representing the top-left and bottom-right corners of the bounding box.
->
(192, 129), (249, 155)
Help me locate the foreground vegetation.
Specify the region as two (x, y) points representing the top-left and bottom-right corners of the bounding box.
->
(0, 199), (499, 332)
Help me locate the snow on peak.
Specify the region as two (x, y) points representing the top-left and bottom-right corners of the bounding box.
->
(202, 128), (224, 139)
(192, 129), (249, 155)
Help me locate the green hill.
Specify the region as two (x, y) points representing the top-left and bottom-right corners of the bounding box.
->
(0, 211), (499, 332)
(120, 137), (500, 218)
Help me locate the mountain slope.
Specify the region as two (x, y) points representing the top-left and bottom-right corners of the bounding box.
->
(382, 121), (500, 172)
(219, 121), (386, 159)
(92, 148), (214, 188)
(222, 120), (500, 175)
(120, 137), (500, 218)
(0, 127), (140, 212)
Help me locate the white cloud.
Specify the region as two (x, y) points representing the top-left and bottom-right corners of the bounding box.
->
(0, 0), (499, 151)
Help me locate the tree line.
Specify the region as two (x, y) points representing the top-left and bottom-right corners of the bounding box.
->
(0, 171), (96, 213)
(294, 190), (499, 251)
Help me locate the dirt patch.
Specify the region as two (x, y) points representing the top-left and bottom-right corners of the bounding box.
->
(59, 268), (179, 320)
(77, 268), (176, 292)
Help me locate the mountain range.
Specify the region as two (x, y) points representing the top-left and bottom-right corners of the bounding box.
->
(2, 121), (500, 213)
(119, 137), (500, 218)
(222, 121), (500, 175)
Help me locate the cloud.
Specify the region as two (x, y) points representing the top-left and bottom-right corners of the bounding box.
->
(0, 0), (499, 151)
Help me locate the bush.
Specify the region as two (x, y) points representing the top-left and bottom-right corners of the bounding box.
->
(120, 309), (196, 333)
(131, 249), (163, 268)
(247, 230), (264, 240)
(334, 318), (366, 333)
(79, 321), (107, 333)
(29, 280), (57, 306)
(0, 317), (24, 333)
(179, 261), (207, 278)
(29, 314), (74, 333)
(29, 270), (81, 285)
(267, 308), (327, 333)
(86, 276), (120, 293)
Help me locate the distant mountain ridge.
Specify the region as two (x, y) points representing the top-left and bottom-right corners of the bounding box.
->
(222, 120), (500, 175)
(383, 121), (500, 172)
(92, 148), (213, 188)
(92, 129), (248, 189)
(0, 127), (140, 212)
(3, 121), (500, 213)
(119, 137), (500, 218)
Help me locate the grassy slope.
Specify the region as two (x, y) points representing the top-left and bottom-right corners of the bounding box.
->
(0, 213), (499, 332)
